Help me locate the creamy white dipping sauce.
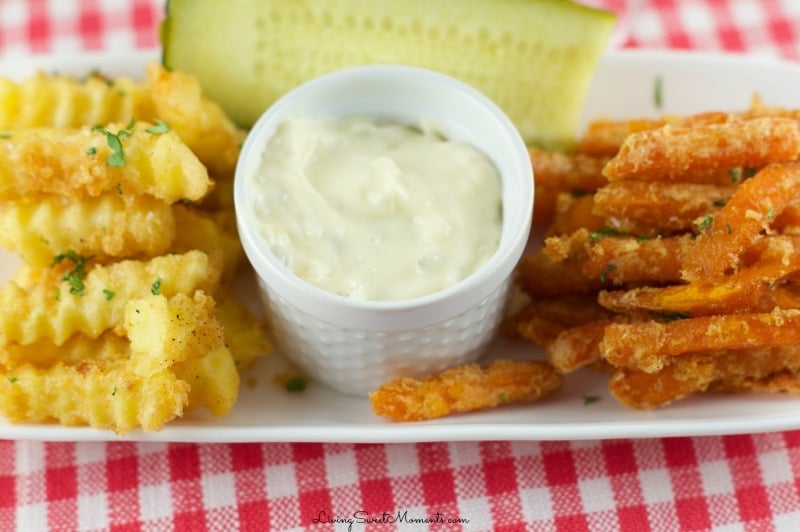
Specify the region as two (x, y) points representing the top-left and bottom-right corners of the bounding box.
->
(247, 116), (502, 301)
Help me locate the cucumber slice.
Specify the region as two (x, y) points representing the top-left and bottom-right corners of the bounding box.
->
(161, 0), (614, 148)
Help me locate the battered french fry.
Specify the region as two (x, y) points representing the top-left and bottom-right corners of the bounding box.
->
(600, 309), (800, 373)
(602, 117), (800, 182)
(0, 193), (175, 267)
(504, 294), (611, 345)
(174, 346), (239, 416)
(172, 205), (243, 281)
(0, 71), (153, 129)
(369, 360), (562, 421)
(576, 117), (666, 157)
(213, 293), (272, 370)
(592, 181), (735, 234)
(0, 251), (220, 346)
(0, 122), (211, 203)
(682, 163), (800, 281)
(145, 62), (246, 178)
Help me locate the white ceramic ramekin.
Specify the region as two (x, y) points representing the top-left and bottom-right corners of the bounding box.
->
(234, 65), (533, 396)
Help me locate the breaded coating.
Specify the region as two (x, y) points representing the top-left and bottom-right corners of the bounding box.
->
(582, 234), (694, 284)
(546, 321), (611, 374)
(0, 122), (211, 203)
(369, 360), (562, 421)
(602, 117), (800, 181)
(0, 193), (175, 267)
(172, 205), (243, 281)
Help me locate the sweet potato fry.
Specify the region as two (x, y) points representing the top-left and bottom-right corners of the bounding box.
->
(592, 181), (735, 233)
(682, 162), (800, 281)
(598, 248), (800, 316)
(546, 193), (606, 237)
(546, 321), (611, 373)
(369, 360), (562, 421)
(610, 345), (800, 408)
(528, 147), (609, 191)
(602, 117), (800, 182)
(533, 185), (560, 227)
(576, 117), (666, 157)
(504, 295), (611, 345)
(515, 252), (604, 298)
(600, 309), (800, 373)
(582, 234), (693, 284)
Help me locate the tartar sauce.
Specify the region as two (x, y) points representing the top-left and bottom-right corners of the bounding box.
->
(248, 116), (502, 301)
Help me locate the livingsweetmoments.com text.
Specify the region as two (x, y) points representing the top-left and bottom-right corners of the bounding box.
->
(313, 510), (469, 530)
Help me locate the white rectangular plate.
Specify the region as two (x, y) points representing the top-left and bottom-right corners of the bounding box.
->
(2, 50), (800, 442)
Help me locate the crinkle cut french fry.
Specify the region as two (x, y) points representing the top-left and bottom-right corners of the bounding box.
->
(0, 292), (236, 432)
(125, 292), (225, 378)
(0, 360), (189, 433)
(598, 247), (800, 316)
(0, 193), (175, 267)
(0, 123), (211, 203)
(582, 234), (694, 284)
(528, 147), (609, 191)
(602, 117), (800, 182)
(213, 293), (272, 370)
(682, 162), (800, 281)
(592, 181), (735, 234)
(145, 62), (246, 178)
(0, 250), (220, 346)
(369, 360), (562, 422)
(600, 309), (800, 373)
(172, 205), (243, 282)
(0, 72), (153, 129)
(546, 193), (606, 237)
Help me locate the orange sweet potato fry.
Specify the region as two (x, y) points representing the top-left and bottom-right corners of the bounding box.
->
(546, 193), (606, 237)
(598, 247), (800, 316)
(603, 117), (800, 182)
(546, 321), (612, 373)
(515, 252), (605, 298)
(600, 309), (800, 373)
(582, 234), (694, 284)
(576, 117), (666, 157)
(369, 360), (562, 421)
(682, 162), (800, 281)
(528, 147), (609, 192)
(592, 181), (735, 234)
(533, 185), (560, 227)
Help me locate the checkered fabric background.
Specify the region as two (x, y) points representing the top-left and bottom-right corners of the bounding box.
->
(2, 0), (800, 530)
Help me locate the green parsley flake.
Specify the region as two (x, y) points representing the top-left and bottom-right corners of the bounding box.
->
(653, 76), (663, 110)
(698, 216), (713, 231)
(498, 392), (507, 404)
(8, 376), (17, 383)
(660, 312), (692, 322)
(103, 288), (115, 300)
(729, 168), (742, 183)
(87, 146), (97, 156)
(713, 198), (726, 207)
(599, 263), (617, 283)
(52, 250), (89, 296)
(116, 183), (123, 195)
(589, 227), (628, 242)
(0, 133), (11, 139)
(285, 376), (307, 392)
(145, 119), (171, 135)
(112, 386), (117, 396)
(151, 278), (162, 295)
(726, 223), (733, 235)
(583, 395), (600, 405)
(767, 207), (776, 221)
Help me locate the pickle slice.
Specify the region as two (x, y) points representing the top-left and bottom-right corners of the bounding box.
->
(161, 0), (615, 148)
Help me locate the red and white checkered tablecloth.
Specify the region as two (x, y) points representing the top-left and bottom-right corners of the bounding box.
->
(2, 0), (800, 530)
